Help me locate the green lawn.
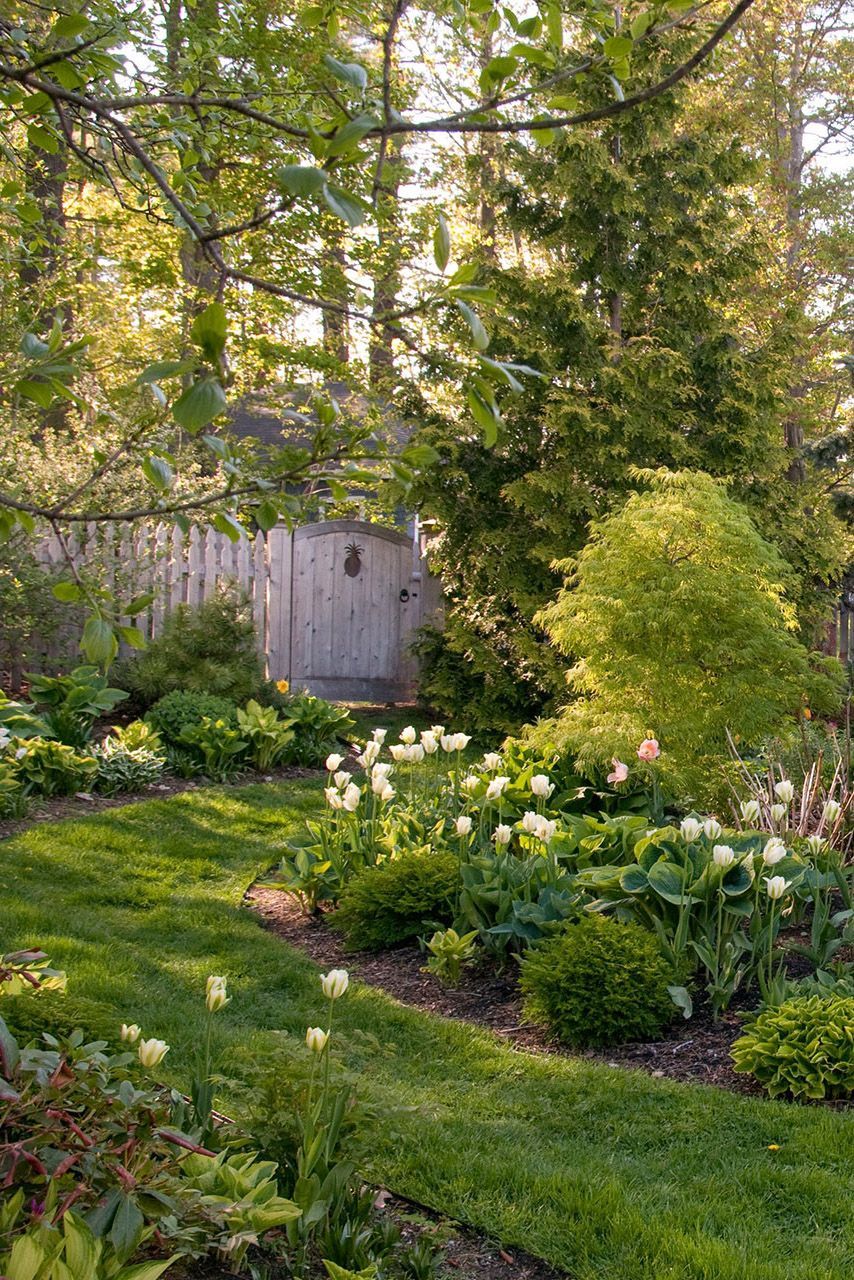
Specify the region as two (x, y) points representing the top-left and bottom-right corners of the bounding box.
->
(2, 781), (853, 1280)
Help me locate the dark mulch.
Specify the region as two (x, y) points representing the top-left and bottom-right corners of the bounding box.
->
(0, 766), (319, 842)
(186, 1190), (567, 1280)
(247, 886), (851, 1105)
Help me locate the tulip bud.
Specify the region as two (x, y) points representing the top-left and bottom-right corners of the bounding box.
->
(389, 744), (407, 762)
(764, 875), (789, 901)
(805, 834), (825, 857)
(431, 725), (445, 738)
(325, 753), (344, 772)
(773, 780), (795, 805)
(407, 743), (425, 764)
(712, 844), (735, 869)
(400, 725), (417, 745)
(703, 818), (722, 841)
(138, 1038), (169, 1069)
(486, 776), (510, 800)
(522, 810), (539, 834)
(421, 731), (439, 755)
(120, 1023), (141, 1043)
(493, 824), (512, 845)
(762, 838), (787, 866)
(680, 817), (703, 844)
(377, 782), (395, 803)
(531, 774), (554, 799)
(206, 976), (229, 1013)
(535, 818), (557, 843)
(770, 803), (787, 824)
(455, 815), (473, 836)
(460, 774), (480, 794)
(440, 735), (456, 753)
(321, 969), (349, 1000)
(324, 786), (344, 810)
(453, 733), (472, 751)
(372, 762), (393, 780)
(740, 799), (761, 825)
(824, 799), (841, 823)
(342, 783), (361, 812)
(306, 1026), (329, 1054)
(483, 752), (502, 772)
(372, 728), (388, 744)
(334, 770), (352, 789)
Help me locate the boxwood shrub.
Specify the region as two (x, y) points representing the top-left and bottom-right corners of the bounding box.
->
(331, 850), (458, 952)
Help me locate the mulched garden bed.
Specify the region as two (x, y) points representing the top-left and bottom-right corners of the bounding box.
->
(248, 885), (851, 1106)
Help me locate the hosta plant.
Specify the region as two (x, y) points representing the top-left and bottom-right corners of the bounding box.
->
(93, 738), (166, 796)
(12, 737), (98, 796)
(26, 666), (128, 749)
(179, 716), (248, 780)
(236, 698), (295, 771)
(422, 927), (478, 986)
(731, 995), (854, 1099)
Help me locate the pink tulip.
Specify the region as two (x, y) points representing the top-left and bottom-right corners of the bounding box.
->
(637, 738), (660, 761)
(607, 758), (629, 784)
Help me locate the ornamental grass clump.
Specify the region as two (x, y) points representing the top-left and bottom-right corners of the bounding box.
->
(731, 995), (854, 1099)
(519, 914), (677, 1048)
(331, 849), (459, 951)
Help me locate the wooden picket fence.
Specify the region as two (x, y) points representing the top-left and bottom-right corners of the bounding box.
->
(28, 518), (441, 702)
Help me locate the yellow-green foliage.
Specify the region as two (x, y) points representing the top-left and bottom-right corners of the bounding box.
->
(536, 469), (843, 798)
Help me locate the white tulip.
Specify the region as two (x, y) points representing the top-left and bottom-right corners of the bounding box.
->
(205, 975), (229, 1013)
(440, 735), (456, 753)
(712, 844), (735, 869)
(531, 774), (554, 799)
(460, 774), (480, 794)
(431, 724), (446, 738)
(400, 725), (417, 745)
(138, 1038), (169, 1069)
(764, 876), (789, 901)
(762, 838), (787, 866)
(805, 834), (825, 857)
(389, 744), (407, 762)
(324, 786), (343, 810)
(333, 770), (352, 790)
(372, 728), (388, 744)
(486, 776), (510, 800)
(455, 815), (473, 836)
(321, 969), (349, 1000)
(372, 762), (393, 780)
(482, 752), (503, 772)
(406, 743), (425, 764)
(421, 731), (439, 755)
(342, 783), (361, 812)
(535, 818), (557, 843)
(371, 773), (390, 794)
(770, 803), (787, 824)
(493, 824), (512, 845)
(773, 779), (795, 805)
(325, 753), (344, 772)
(377, 782), (395, 803)
(823, 799), (841, 823)
(521, 810), (539, 834)
(740, 799), (761, 825)
(359, 741), (380, 767)
(306, 1026), (329, 1054)
(120, 1023), (141, 1043)
(453, 733), (472, 751)
(680, 817), (703, 844)
(703, 818), (722, 841)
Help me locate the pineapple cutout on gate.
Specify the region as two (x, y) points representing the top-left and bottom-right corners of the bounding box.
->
(344, 541), (364, 578)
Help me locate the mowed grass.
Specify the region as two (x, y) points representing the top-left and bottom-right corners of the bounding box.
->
(2, 782), (853, 1280)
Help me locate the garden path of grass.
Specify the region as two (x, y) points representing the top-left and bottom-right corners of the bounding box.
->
(2, 780), (853, 1280)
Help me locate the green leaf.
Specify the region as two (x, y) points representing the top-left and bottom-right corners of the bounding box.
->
(202, 433), (229, 458)
(125, 592), (154, 616)
(322, 184), (366, 227)
(545, 1), (563, 47)
(110, 1195), (145, 1262)
(433, 213), (450, 273)
(646, 860), (689, 904)
(467, 389), (501, 446)
(190, 302), (227, 361)
(141, 455), (173, 490)
(81, 616), (118, 667)
(172, 377), (227, 432)
(52, 581), (83, 603)
(455, 300), (490, 351)
(117, 625), (146, 649)
(255, 500), (279, 532)
(136, 359), (193, 384)
(326, 114), (377, 157)
(668, 985), (693, 1019)
(400, 443), (440, 469)
(27, 124), (59, 154)
(603, 35), (633, 59)
(485, 55), (518, 81)
(212, 512), (245, 542)
(630, 10), (654, 39)
(277, 164), (327, 196)
(16, 379), (54, 408)
(52, 13), (90, 39)
(323, 55), (369, 91)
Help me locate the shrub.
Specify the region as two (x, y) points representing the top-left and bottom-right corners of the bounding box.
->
(283, 692), (354, 766)
(237, 698), (294, 770)
(731, 995), (854, 1099)
(25, 665), (128, 748)
(519, 914), (676, 1048)
(115, 585), (265, 709)
(146, 688), (238, 746)
(93, 737), (165, 795)
(13, 737), (98, 796)
(534, 469), (844, 802)
(332, 850), (459, 951)
(179, 716), (248, 780)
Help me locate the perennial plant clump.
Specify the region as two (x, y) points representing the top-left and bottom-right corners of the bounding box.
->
(731, 995), (854, 1099)
(332, 849), (459, 952)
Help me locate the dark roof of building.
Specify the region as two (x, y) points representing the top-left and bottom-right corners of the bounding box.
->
(227, 381), (412, 451)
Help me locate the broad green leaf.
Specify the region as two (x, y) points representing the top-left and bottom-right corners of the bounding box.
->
(668, 985), (693, 1019)
(172, 377), (227, 432)
(255, 500), (279, 532)
(212, 512), (245, 542)
(126, 592), (154, 616)
(63, 1211), (100, 1278)
(326, 114), (377, 157)
(52, 13), (90, 39)
(53, 580), (83, 603)
(81, 616), (118, 666)
(630, 10), (654, 39)
(485, 55), (518, 80)
(16, 378), (54, 408)
(433, 213), (450, 273)
(117, 625), (146, 648)
(323, 55), (369, 91)
(322, 184), (366, 227)
(467, 389), (500, 446)
(401, 443), (440, 468)
(109, 1194), (145, 1262)
(545, 0), (563, 47)
(603, 35), (633, 59)
(455, 300), (490, 351)
(646, 860), (689, 904)
(190, 301), (227, 361)
(136, 359), (193, 384)
(141, 455), (173, 490)
(277, 164), (327, 196)
(27, 124), (59, 154)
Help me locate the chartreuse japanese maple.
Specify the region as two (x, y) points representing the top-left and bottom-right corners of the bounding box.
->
(535, 469), (843, 802)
